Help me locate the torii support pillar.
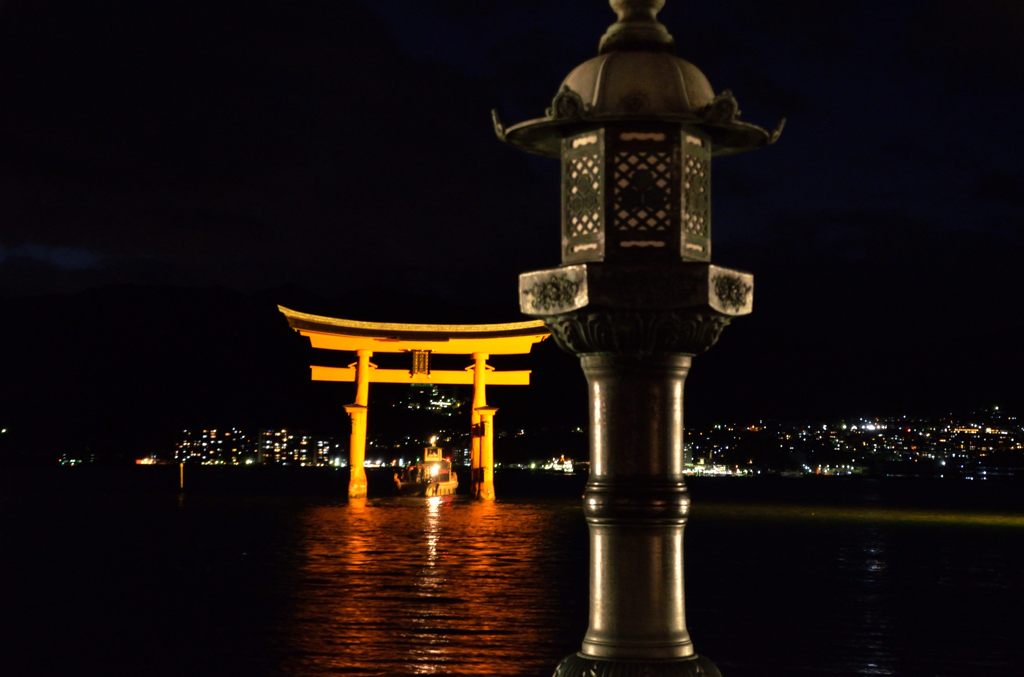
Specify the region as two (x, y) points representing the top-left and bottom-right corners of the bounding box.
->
(475, 405), (498, 501)
(344, 349), (372, 499)
(470, 352), (498, 501)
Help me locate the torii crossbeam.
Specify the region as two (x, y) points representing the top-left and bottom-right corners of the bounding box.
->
(278, 306), (550, 500)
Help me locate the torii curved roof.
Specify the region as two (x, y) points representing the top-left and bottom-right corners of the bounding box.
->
(278, 305), (549, 355)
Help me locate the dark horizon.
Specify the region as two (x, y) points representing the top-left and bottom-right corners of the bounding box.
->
(2, 1), (1022, 459)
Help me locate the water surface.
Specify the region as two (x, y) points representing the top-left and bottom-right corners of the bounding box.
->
(3, 473), (1023, 676)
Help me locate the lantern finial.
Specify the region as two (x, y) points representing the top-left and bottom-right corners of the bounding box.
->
(599, 0), (675, 53)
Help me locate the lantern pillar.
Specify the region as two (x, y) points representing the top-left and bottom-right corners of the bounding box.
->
(524, 277), (744, 676)
(496, 1), (781, 673)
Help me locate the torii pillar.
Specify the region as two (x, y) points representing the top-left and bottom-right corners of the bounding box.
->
(343, 349), (372, 499)
(470, 352), (496, 500)
(475, 405), (498, 500)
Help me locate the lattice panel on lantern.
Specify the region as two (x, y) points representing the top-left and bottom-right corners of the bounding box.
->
(680, 133), (711, 261)
(612, 150), (674, 235)
(567, 153), (602, 236)
(562, 130), (605, 263)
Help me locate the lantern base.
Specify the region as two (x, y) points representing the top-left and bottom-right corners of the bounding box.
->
(553, 653), (721, 677)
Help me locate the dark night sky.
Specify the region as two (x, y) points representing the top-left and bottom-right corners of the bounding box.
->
(1, 0), (1022, 459)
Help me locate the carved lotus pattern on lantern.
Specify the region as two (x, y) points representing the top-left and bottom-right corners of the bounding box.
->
(711, 273), (752, 312)
(521, 273), (584, 314)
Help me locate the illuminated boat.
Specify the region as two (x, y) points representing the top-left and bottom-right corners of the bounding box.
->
(393, 443), (459, 497)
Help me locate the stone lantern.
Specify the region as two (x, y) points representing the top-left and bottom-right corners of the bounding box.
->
(494, 1), (782, 675)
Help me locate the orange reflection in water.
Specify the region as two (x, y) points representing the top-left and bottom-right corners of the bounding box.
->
(278, 496), (585, 676)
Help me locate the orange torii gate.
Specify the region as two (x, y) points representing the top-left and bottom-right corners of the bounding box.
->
(278, 306), (550, 500)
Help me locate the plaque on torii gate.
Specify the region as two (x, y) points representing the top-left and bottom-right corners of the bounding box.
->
(278, 306), (550, 499)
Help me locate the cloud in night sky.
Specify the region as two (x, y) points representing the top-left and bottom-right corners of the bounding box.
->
(0, 243), (101, 270)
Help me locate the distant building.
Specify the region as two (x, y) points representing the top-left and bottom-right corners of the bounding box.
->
(259, 429), (334, 466)
(174, 428), (343, 467)
(174, 428), (255, 465)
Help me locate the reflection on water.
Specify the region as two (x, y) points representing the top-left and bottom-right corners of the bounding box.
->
(694, 502), (1024, 527)
(691, 505), (1024, 677)
(5, 480), (1024, 677)
(835, 528), (896, 677)
(279, 497), (586, 676)
(269, 496), (1024, 677)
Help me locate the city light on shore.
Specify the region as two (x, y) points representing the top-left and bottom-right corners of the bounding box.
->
(140, 405), (1024, 481)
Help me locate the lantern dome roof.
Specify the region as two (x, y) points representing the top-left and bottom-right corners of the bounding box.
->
(494, 0), (783, 157)
(562, 49), (716, 119)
